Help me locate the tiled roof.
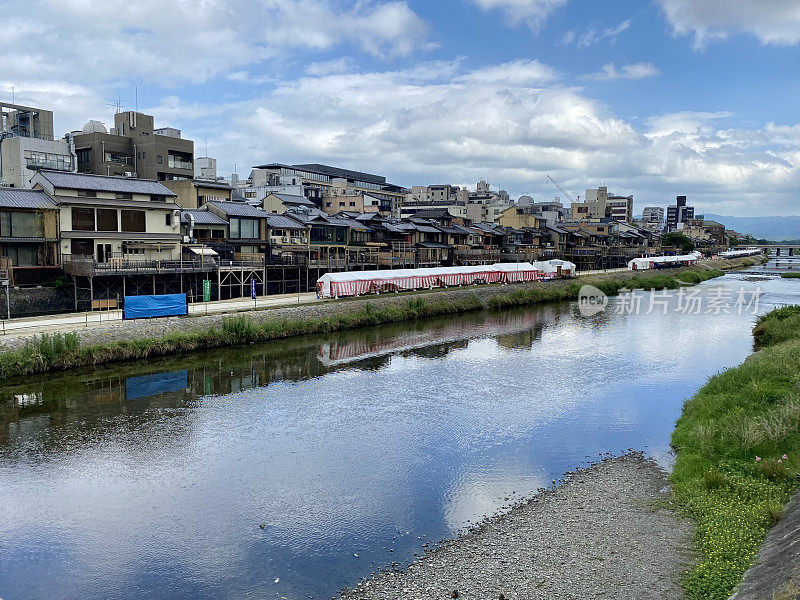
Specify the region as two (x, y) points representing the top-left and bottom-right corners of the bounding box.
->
(270, 193), (315, 206)
(0, 188), (58, 210)
(206, 201), (266, 217)
(35, 170), (176, 196)
(181, 210), (228, 225)
(265, 214), (308, 229)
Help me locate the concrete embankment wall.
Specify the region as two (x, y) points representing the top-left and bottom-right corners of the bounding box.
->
(0, 261), (752, 353)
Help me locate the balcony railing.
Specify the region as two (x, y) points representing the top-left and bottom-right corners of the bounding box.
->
(168, 158), (193, 170)
(64, 255), (217, 276)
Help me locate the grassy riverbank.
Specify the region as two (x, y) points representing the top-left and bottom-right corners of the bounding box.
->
(0, 267), (724, 379)
(671, 305), (800, 599)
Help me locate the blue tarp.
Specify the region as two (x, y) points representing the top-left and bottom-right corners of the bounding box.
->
(126, 370), (188, 400)
(124, 293), (187, 319)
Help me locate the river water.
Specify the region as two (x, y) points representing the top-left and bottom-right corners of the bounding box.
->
(0, 272), (798, 600)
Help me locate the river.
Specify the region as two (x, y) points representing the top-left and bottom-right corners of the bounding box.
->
(0, 271), (797, 600)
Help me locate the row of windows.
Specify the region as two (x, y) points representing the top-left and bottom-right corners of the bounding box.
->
(24, 151), (73, 171)
(0, 212), (43, 238)
(71, 207), (155, 233)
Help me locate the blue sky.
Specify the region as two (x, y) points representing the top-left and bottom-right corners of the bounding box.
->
(3, 0), (799, 216)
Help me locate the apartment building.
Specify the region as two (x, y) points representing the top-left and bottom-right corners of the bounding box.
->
(30, 170), (182, 264)
(607, 193), (633, 223)
(71, 111), (194, 181)
(321, 192), (382, 215)
(666, 196), (695, 231)
(0, 102), (77, 188)
(250, 163), (407, 213)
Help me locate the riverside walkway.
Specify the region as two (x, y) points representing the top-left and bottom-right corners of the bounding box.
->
(0, 268), (628, 341)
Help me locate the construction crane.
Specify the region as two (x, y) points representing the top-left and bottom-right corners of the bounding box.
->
(546, 175), (580, 203)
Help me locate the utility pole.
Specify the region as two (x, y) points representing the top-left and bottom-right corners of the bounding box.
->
(3, 280), (9, 320)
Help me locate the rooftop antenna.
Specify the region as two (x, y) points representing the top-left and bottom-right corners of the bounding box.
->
(108, 96), (123, 114)
(135, 84), (138, 113)
(204, 136), (208, 157)
(11, 86), (14, 104)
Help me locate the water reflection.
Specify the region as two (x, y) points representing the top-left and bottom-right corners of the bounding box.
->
(0, 274), (797, 600)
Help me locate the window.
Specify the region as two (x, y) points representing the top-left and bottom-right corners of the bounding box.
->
(0, 212), (40, 237)
(24, 150), (72, 171)
(77, 190), (97, 197)
(325, 202), (332, 207)
(70, 238), (94, 256)
(142, 151), (146, 159)
(76, 148), (91, 163)
(150, 195), (166, 202)
(157, 155), (163, 164)
(121, 210), (146, 232)
(96, 209), (118, 232)
(165, 213), (172, 226)
(115, 192), (132, 199)
(72, 207), (95, 231)
(105, 152), (131, 165)
(1, 244), (39, 266)
(211, 229), (225, 239)
(230, 218), (259, 239)
(137, 152), (142, 160)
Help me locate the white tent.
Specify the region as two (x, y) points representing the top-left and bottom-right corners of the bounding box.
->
(627, 253), (701, 270)
(534, 259), (576, 279)
(317, 263), (539, 298)
(718, 248), (762, 259)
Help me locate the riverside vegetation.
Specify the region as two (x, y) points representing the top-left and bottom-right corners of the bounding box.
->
(0, 268), (723, 379)
(672, 304), (800, 599)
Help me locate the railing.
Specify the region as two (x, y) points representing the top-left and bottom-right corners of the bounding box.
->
(168, 158), (193, 170)
(63, 256), (217, 276)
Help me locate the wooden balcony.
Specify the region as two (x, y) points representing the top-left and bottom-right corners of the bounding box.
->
(64, 255), (217, 276)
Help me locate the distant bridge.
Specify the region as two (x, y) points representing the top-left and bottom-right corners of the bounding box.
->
(742, 245), (800, 256)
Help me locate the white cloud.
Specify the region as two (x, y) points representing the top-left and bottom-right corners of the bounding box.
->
(646, 111), (733, 137)
(470, 0), (568, 32)
(140, 59), (798, 216)
(583, 62), (660, 81)
(658, 0), (800, 48)
(304, 58), (357, 76)
(577, 19), (631, 47)
(453, 59), (557, 85)
(0, 0), (434, 87)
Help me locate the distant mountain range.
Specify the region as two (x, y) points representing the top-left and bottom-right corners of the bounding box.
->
(700, 214), (800, 242)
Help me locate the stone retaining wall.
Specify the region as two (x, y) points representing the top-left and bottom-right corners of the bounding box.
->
(0, 286), (74, 320)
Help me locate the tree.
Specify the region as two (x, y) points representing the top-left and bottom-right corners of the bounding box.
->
(662, 232), (695, 252)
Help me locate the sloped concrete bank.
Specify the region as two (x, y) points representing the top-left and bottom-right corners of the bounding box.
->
(731, 491), (800, 600)
(339, 454), (693, 600)
(0, 261), (747, 353)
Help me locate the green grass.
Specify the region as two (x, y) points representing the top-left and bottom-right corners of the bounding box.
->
(0, 268), (723, 379)
(672, 304), (800, 600)
(781, 272), (800, 279)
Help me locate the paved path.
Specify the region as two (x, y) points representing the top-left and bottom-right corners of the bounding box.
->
(0, 292), (320, 338)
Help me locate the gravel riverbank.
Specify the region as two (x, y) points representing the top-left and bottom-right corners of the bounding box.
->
(340, 454), (693, 600)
